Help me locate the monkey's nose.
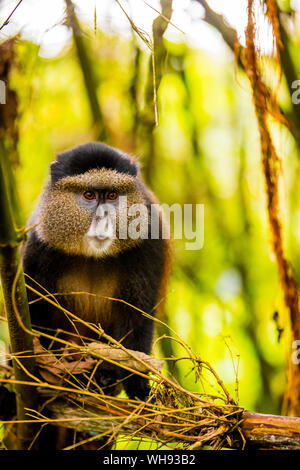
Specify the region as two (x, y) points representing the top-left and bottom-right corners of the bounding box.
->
(95, 206), (109, 220)
(90, 235), (109, 242)
(95, 213), (108, 222)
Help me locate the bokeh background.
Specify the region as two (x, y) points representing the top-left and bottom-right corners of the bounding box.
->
(1, 0), (300, 447)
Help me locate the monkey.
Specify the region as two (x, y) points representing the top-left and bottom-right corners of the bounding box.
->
(23, 142), (171, 404)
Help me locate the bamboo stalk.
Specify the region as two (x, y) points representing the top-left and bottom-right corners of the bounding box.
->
(65, 0), (105, 141)
(0, 141), (38, 449)
(142, 0), (173, 186)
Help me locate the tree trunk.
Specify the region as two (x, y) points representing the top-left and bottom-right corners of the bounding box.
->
(0, 141), (38, 449)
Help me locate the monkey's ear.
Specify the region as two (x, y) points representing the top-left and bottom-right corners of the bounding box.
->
(129, 155), (141, 173)
(50, 160), (63, 184)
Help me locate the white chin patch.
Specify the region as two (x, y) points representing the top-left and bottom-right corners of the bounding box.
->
(84, 236), (113, 257)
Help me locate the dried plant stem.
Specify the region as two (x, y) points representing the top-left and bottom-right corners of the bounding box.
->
(244, 0), (300, 416)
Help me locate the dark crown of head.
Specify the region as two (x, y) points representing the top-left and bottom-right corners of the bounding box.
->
(51, 142), (139, 184)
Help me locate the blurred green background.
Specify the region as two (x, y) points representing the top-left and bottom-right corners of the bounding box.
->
(1, 0), (300, 448)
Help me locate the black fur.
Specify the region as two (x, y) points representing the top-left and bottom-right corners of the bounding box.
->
(23, 143), (166, 406)
(51, 142), (138, 184)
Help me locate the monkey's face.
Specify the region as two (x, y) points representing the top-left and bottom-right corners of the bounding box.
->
(37, 168), (148, 258)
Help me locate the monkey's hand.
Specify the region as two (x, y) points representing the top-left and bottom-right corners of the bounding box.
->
(123, 375), (151, 402)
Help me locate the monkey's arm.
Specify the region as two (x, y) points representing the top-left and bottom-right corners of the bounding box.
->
(108, 239), (165, 401)
(109, 306), (154, 401)
(22, 231), (69, 345)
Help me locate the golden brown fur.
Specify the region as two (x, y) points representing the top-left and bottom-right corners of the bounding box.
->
(36, 168), (149, 258)
(57, 260), (119, 332)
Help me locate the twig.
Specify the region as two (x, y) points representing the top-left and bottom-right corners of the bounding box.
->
(0, 0), (23, 32)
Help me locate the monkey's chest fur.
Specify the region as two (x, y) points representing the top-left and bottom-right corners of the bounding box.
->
(57, 260), (119, 333)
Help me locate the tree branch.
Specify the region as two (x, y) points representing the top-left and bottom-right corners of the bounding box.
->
(2, 339), (300, 449)
(16, 390), (300, 450)
(193, 0), (300, 148)
(193, 0), (237, 51)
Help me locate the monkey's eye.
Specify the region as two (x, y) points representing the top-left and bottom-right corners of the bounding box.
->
(83, 191), (97, 201)
(105, 191), (118, 201)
